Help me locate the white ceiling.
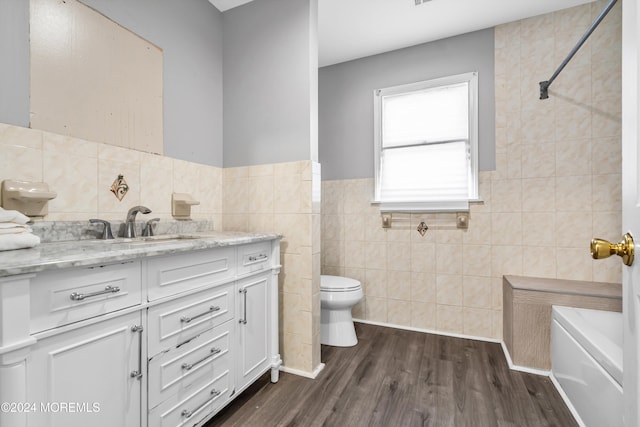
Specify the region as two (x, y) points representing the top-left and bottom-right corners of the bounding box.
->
(208, 0), (253, 12)
(211, 0), (597, 67)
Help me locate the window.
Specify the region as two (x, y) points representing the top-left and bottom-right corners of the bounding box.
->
(373, 72), (479, 212)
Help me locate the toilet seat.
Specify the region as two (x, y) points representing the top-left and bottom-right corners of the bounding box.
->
(321, 275), (361, 292)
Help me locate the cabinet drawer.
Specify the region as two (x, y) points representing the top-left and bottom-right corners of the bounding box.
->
(237, 241), (271, 277)
(30, 261), (142, 333)
(147, 283), (234, 357)
(147, 248), (236, 301)
(149, 322), (232, 409)
(148, 369), (231, 427)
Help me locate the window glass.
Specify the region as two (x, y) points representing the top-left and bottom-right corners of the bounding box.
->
(380, 141), (469, 201)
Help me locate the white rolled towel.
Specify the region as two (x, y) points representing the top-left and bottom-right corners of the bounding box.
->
(0, 233), (40, 251)
(0, 207), (30, 225)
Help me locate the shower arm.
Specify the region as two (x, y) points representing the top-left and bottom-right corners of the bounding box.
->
(539, 0), (618, 100)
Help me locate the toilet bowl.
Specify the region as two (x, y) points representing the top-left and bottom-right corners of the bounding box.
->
(320, 275), (363, 347)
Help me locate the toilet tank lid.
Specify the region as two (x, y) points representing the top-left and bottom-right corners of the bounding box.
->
(320, 275), (361, 291)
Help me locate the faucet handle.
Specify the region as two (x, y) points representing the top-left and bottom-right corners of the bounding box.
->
(142, 218), (160, 237)
(90, 219), (115, 240)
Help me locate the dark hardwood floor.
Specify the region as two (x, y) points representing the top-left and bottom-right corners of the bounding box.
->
(205, 323), (577, 427)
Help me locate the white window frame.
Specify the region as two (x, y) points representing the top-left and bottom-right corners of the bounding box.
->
(373, 72), (479, 212)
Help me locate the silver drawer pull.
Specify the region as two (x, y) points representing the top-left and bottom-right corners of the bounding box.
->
(181, 389), (222, 418)
(248, 254), (268, 262)
(70, 285), (120, 301)
(181, 347), (222, 371)
(180, 305), (221, 323)
(130, 325), (144, 380)
(239, 288), (247, 325)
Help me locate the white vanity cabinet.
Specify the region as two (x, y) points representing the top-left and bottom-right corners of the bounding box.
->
(236, 272), (272, 391)
(26, 311), (143, 427)
(147, 281), (236, 427)
(145, 243), (281, 426)
(0, 237), (281, 427)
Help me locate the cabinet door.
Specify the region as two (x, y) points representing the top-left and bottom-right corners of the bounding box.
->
(27, 311), (143, 427)
(236, 273), (271, 391)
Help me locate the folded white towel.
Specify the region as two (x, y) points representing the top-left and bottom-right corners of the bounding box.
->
(0, 225), (32, 235)
(0, 222), (32, 230)
(0, 223), (28, 229)
(0, 208), (30, 225)
(0, 233), (40, 251)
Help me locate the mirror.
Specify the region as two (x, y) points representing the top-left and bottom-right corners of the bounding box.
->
(29, 0), (163, 154)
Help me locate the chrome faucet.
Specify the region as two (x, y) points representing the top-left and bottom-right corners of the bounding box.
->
(89, 218), (115, 240)
(142, 218), (160, 237)
(124, 206), (151, 238)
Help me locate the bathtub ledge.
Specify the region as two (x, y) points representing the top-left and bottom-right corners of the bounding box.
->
(503, 275), (621, 370)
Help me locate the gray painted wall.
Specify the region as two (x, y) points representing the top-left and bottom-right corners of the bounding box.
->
(1, 0), (224, 167)
(223, 0), (318, 167)
(319, 29), (496, 181)
(0, 0), (30, 128)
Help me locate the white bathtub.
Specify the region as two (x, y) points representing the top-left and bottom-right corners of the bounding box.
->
(551, 306), (623, 427)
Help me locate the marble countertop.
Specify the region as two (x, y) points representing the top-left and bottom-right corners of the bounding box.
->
(0, 231), (281, 278)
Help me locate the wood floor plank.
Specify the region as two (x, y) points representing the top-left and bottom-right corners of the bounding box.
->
(412, 339), (446, 426)
(205, 323), (578, 427)
(367, 329), (424, 426)
(479, 342), (520, 425)
(461, 341), (500, 427)
(434, 358), (457, 427)
(519, 373), (578, 427)
(284, 339), (373, 426)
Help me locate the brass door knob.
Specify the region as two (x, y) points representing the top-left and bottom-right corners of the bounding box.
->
(590, 233), (634, 266)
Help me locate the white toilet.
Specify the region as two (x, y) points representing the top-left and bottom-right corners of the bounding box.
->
(320, 275), (364, 347)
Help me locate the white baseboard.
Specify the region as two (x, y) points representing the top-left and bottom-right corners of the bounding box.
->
(500, 342), (583, 426)
(280, 362), (325, 379)
(499, 341), (550, 376)
(549, 372), (586, 427)
(353, 318), (502, 344)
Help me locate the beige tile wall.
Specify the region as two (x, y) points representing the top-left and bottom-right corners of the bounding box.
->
(222, 161), (322, 374)
(0, 121), (323, 376)
(0, 123), (222, 224)
(321, 1), (622, 341)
